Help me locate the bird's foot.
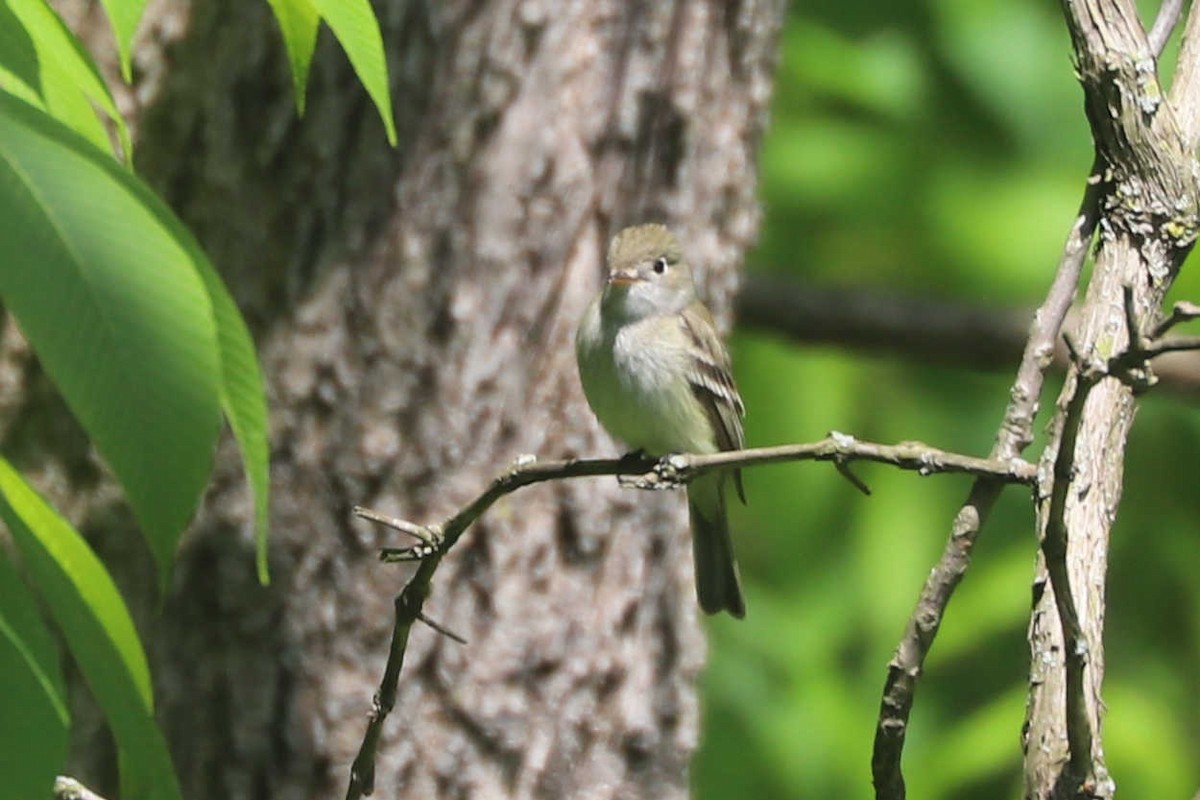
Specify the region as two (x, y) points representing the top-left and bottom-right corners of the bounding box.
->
(617, 451), (686, 491)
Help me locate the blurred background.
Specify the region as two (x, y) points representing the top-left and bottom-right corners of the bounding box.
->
(696, 0), (1200, 797)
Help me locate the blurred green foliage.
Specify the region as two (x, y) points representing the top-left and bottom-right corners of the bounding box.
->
(697, 1), (1200, 797)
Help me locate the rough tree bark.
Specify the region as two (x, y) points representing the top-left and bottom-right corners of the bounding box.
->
(10, 1), (784, 799)
(1023, 3), (1200, 798)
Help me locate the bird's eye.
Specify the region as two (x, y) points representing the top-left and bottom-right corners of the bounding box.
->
(652, 257), (669, 274)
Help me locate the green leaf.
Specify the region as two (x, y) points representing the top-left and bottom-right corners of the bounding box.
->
(0, 63), (42, 108)
(192, 256), (272, 584)
(30, 50), (112, 153)
(96, 0), (146, 83)
(0, 550), (69, 800)
(0, 92), (222, 585)
(2, 0), (133, 159)
(0, 2), (41, 102)
(265, 0), (320, 115)
(306, 0), (397, 144)
(0, 460), (182, 800)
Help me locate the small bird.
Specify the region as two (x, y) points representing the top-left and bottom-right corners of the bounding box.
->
(575, 223), (747, 618)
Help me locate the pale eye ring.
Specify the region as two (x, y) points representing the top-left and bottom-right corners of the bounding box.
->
(652, 257), (668, 274)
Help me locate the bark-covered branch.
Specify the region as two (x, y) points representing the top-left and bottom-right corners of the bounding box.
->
(736, 275), (1033, 371)
(1168, 0), (1200, 147)
(870, 142), (1102, 800)
(346, 436), (1036, 800)
(739, 274), (1200, 396)
(1039, 361), (1106, 790)
(1148, 0), (1185, 55)
(873, 3), (1200, 795)
(1022, 1), (1200, 798)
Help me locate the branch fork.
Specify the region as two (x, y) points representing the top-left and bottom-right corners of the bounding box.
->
(1085, 287), (1200, 392)
(345, 434), (1031, 799)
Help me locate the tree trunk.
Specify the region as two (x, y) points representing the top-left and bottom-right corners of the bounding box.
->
(27, 1), (783, 798)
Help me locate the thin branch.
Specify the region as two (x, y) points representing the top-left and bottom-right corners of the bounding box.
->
(736, 275), (1032, 370)
(1023, 0), (1199, 794)
(365, 440), (1033, 566)
(1122, 284), (1144, 351)
(1134, 334), (1200, 355)
(345, 437), (1034, 799)
(1168, 0), (1200, 149)
(1041, 365), (1104, 788)
(836, 460), (872, 495)
(999, 158), (1102, 456)
(738, 275), (1200, 397)
(871, 153), (1103, 800)
(54, 777), (109, 800)
(1148, 0), (1185, 56)
(1150, 299), (1200, 337)
(648, 437), (1035, 485)
(1107, 294), (1200, 383)
(415, 611), (468, 645)
(353, 506), (440, 547)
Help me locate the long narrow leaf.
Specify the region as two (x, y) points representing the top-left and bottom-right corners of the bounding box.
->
(2, 0), (133, 159)
(0, 2), (41, 102)
(0, 550), (69, 800)
(266, 0), (320, 115)
(0, 460), (181, 800)
(306, 0), (397, 144)
(95, 0), (146, 83)
(0, 93), (222, 585)
(192, 256), (272, 584)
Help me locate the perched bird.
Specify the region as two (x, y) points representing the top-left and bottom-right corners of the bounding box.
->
(575, 223), (747, 618)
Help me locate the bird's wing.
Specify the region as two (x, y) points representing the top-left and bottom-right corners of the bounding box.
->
(681, 304), (747, 503)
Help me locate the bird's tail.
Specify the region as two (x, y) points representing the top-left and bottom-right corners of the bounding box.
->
(687, 472), (745, 619)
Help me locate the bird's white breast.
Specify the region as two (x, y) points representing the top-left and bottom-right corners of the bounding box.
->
(577, 313), (716, 457)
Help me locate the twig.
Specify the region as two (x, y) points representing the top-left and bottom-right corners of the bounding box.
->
(1040, 361), (1105, 788)
(1168, 0), (1200, 152)
(361, 441), (1032, 565)
(353, 506), (440, 547)
(871, 153), (1103, 800)
(1122, 284), (1144, 351)
(54, 777), (109, 800)
(1150, 300), (1200, 337)
(653, 437), (1034, 484)
(736, 274), (1033, 370)
(1148, 0), (1184, 56)
(416, 611), (468, 645)
(1107, 293), (1200, 384)
(1132, 334), (1200, 356)
(737, 275), (1200, 397)
(345, 437), (1034, 799)
(835, 460), (872, 495)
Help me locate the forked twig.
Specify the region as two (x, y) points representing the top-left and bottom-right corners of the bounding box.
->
(346, 437), (1036, 799)
(871, 150), (1104, 798)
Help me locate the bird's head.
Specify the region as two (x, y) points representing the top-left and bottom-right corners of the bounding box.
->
(602, 223), (696, 320)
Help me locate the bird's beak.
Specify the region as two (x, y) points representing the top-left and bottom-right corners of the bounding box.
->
(607, 270), (639, 287)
